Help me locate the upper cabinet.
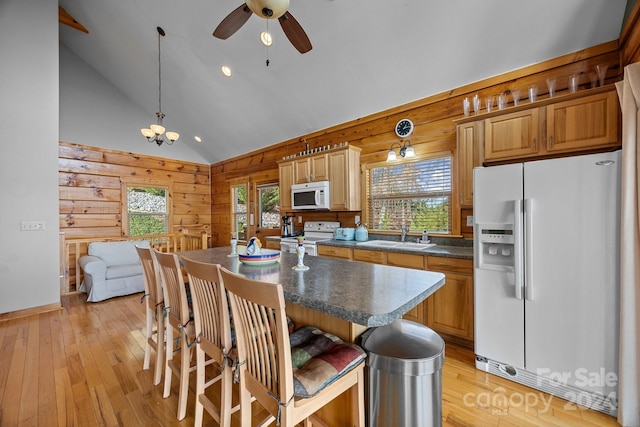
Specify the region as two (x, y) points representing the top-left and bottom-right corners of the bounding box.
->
(457, 121), (484, 207)
(328, 146), (361, 211)
(545, 90), (619, 154)
(293, 154), (328, 184)
(484, 108), (542, 161)
(278, 145), (361, 212)
(456, 86), (621, 211)
(278, 162), (294, 211)
(482, 86), (619, 162)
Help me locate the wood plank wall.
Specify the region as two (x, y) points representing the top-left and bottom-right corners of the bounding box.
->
(210, 40), (623, 243)
(59, 142), (211, 239)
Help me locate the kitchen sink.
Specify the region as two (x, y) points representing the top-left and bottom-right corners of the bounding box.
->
(356, 240), (436, 251)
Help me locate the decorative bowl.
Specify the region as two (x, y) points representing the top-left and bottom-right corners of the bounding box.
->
(238, 248), (281, 265)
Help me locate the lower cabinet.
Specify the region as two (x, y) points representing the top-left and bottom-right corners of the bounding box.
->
(388, 252), (427, 324)
(317, 245), (352, 260)
(425, 256), (474, 347)
(317, 245), (474, 347)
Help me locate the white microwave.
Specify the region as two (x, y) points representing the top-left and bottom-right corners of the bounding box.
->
(291, 181), (330, 210)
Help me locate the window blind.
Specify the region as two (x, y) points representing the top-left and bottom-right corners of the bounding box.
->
(366, 155), (452, 233)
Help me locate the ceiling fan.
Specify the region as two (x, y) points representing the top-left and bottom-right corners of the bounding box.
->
(213, 0), (312, 54)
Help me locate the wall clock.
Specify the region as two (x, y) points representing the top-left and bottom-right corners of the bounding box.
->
(395, 118), (414, 138)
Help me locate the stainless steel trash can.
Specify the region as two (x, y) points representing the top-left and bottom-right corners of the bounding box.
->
(361, 318), (445, 427)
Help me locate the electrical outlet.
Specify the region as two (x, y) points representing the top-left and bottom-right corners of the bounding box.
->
(21, 221), (45, 231)
(466, 216), (474, 227)
(298, 216), (303, 223)
(355, 215), (360, 224)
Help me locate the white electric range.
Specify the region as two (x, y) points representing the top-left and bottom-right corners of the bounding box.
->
(279, 221), (340, 256)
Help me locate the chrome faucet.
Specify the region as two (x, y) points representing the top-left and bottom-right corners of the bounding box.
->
(400, 227), (408, 242)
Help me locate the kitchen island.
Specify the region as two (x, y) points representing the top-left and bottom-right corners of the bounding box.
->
(179, 246), (445, 426)
(179, 246), (445, 329)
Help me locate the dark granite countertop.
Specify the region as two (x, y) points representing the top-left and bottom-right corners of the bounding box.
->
(178, 247), (445, 327)
(318, 238), (474, 260)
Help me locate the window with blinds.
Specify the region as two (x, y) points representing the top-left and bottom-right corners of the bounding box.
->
(365, 154), (452, 233)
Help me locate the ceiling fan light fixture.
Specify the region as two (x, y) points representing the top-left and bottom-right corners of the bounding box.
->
(221, 65), (232, 77)
(261, 31), (273, 46)
(247, 0), (289, 19)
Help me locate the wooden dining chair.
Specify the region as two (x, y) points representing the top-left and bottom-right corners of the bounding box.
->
(152, 249), (196, 421)
(135, 245), (165, 386)
(219, 266), (367, 427)
(182, 257), (240, 427)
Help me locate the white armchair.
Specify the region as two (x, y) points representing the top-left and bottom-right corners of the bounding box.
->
(79, 240), (151, 302)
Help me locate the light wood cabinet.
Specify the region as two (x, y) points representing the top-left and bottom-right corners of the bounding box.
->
(353, 248), (385, 264)
(278, 145), (361, 211)
(387, 252), (427, 324)
(426, 256), (474, 345)
(317, 245), (352, 260)
(317, 244), (473, 345)
(484, 108), (541, 162)
(328, 147), (361, 211)
(482, 87), (619, 163)
(278, 162), (294, 211)
(293, 154), (328, 184)
(546, 90), (619, 154)
(457, 121), (483, 207)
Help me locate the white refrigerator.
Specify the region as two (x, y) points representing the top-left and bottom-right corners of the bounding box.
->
(473, 150), (620, 416)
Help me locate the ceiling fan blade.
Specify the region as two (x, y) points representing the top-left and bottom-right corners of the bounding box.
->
(213, 3), (253, 39)
(278, 12), (312, 54)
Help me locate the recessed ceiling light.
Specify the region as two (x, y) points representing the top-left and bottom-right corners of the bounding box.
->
(221, 65), (232, 77)
(194, 136), (202, 143)
(260, 31), (273, 46)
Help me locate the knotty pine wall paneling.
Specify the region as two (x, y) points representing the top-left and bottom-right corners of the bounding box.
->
(210, 41), (623, 243)
(59, 142), (211, 240)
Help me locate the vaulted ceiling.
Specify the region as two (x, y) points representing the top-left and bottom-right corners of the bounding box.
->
(59, 0), (629, 164)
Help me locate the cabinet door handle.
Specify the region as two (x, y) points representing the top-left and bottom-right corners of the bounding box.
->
(532, 137), (537, 151)
(548, 135), (554, 148)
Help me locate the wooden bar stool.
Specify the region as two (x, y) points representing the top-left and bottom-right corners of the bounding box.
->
(219, 266), (366, 427)
(135, 245), (165, 385)
(182, 257), (240, 427)
(152, 249), (196, 421)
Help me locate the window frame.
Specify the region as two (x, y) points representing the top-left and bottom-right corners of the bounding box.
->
(229, 179), (249, 243)
(257, 182), (281, 230)
(120, 178), (172, 237)
(363, 150), (454, 235)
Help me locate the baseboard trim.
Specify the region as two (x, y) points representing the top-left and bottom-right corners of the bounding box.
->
(0, 302), (63, 323)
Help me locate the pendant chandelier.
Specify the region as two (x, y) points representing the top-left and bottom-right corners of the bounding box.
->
(141, 27), (179, 146)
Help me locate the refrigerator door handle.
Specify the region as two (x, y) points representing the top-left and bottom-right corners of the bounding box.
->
(524, 198), (534, 301)
(514, 199), (524, 300)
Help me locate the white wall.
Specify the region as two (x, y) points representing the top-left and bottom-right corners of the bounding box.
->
(0, 0), (61, 313)
(59, 44), (208, 164)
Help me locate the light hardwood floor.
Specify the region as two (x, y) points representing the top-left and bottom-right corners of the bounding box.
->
(0, 293), (620, 427)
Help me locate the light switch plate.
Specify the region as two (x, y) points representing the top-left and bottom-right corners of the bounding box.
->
(355, 215), (360, 224)
(466, 216), (474, 227)
(21, 221), (45, 231)
(298, 216), (303, 223)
